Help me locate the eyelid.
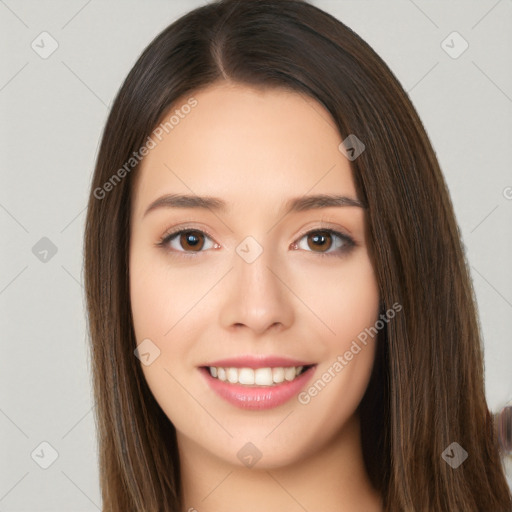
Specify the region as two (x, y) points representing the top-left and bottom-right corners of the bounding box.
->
(156, 224), (219, 251)
(294, 220), (353, 242)
(291, 225), (355, 257)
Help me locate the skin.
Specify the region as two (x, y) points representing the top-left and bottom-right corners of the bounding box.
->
(129, 82), (383, 512)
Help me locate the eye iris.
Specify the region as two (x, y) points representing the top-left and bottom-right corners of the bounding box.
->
(180, 230), (204, 251)
(307, 231), (332, 252)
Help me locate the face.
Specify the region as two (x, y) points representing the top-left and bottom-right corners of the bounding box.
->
(129, 82), (380, 469)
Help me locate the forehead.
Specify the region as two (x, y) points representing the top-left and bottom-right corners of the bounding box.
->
(131, 82), (358, 217)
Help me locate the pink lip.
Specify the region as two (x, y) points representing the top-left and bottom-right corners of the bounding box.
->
(199, 365), (317, 411)
(202, 355), (313, 369)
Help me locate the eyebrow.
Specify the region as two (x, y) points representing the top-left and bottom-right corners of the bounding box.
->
(143, 193), (366, 218)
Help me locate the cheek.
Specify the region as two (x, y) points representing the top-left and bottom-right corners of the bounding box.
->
(292, 252), (380, 345)
(129, 246), (216, 342)
(336, 260), (380, 342)
(129, 248), (206, 426)
(287, 261), (380, 453)
(129, 245), (222, 408)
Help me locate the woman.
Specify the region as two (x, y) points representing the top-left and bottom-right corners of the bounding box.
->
(83, 0), (512, 510)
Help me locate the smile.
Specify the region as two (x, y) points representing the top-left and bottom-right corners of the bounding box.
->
(199, 359), (317, 410)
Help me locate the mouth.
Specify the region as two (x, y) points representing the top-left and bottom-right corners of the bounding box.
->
(198, 360), (317, 410)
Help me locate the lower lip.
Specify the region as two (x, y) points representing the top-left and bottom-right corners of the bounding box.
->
(199, 366), (317, 410)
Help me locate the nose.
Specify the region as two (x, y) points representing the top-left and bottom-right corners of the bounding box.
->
(217, 242), (295, 336)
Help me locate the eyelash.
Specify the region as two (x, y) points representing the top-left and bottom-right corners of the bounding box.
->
(155, 226), (355, 259)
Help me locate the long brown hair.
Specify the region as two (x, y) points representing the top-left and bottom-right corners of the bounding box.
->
(83, 0), (512, 510)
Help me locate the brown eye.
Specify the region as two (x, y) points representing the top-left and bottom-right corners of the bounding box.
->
(179, 230), (205, 251)
(161, 229), (217, 254)
(307, 231), (333, 252)
(293, 229), (354, 256)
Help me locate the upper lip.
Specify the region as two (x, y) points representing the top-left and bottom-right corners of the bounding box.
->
(201, 355), (315, 369)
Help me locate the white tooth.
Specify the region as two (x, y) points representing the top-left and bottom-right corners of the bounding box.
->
(272, 367), (285, 383)
(254, 367), (273, 386)
(227, 367), (238, 384)
(213, 366), (304, 385)
(284, 367), (297, 381)
(238, 368), (255, 385)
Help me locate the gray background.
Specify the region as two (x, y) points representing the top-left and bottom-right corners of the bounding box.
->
(1, 0), (511, 510)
